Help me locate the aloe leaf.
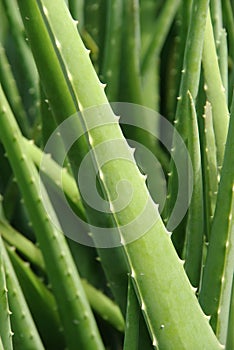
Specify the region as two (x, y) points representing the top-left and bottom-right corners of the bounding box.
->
(210, 0), (223, 43)
(1, 175), (19, 223)
(84, 0), (106, 68)
(1, 0), (39, 126)
(39, 86), (57, 146)
(2, 182), (34, 241)
(0, 219), (45, 272)
(140, 0), (160, 110)
(0, 337), (4, 350)
(24, 136), (110, 291)
(1, 217), (124, 333)
(68, 0), (84, 29)
(23, 137), (86, 220)
(67, 238), (107, 289)
(26, 130), (105, 291)
(122, 277), (153, 350)
(101, 0), (123, 102)
(165, 0), (209, 253)
(0, 236), (44, 350)
(0, 236), (13, 350)
(199, 97), (234, 345)
(120, 0), (142, 104)
(6, 246), (66, 350)
(1, 183), (121, 332)
(140, 0), (171, 59)
(202, 9), (229, 167)
(17, 0), (129, 312)
(120, 1), (169, 177)
(202, 102), (218, 237)
(222, 0), (234, 60)
(0, 86), (104, 350)
(217, 29), (228, 98)
(81, 279), (124, 332)
(141, 55), (160, 111)
(141, 0), (181, 74)
(226, 276), (234, 350)
(120, 1), (168, 176)
(173, 0), (210, 136)
(16, 1), (223, 348)
(0, 1), (7, 42)
(183, 92), (204, 288)
(222, 0), (234, 105)
(0, 43), (29, 136)
(123, 278), (139, 350)
(120, 1), (169, 184)
(163, 0), (192, 124)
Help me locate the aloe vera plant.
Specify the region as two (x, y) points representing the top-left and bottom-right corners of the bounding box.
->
(0, 0), (234, 349)
(0, 236), (13, 350)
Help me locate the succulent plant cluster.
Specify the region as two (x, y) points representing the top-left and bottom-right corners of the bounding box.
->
(0, 0), (233, 349)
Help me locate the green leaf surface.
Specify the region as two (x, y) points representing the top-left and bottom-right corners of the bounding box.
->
(0, 85), (104, 350)
(1, 236), (44, 350)
(0, 236), (13, 350)
(199, 96), (234, 344)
